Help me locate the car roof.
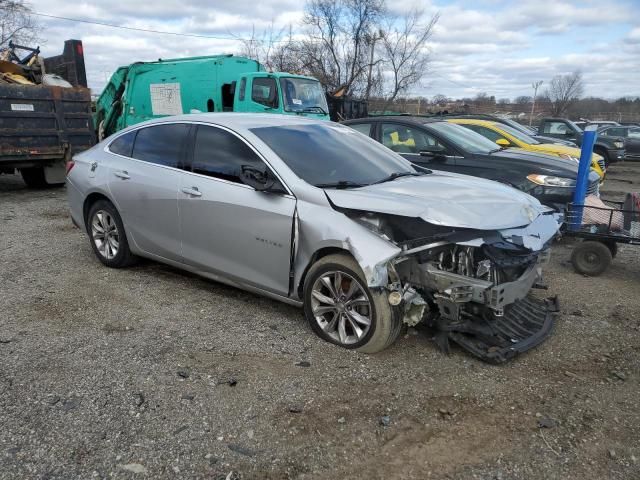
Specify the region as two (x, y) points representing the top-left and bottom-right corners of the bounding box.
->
(343, 115), (446, 126)
(447, 118), (499, 128)
(123, 113), (326, 131)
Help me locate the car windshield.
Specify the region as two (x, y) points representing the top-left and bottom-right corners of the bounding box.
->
(250, 123), (418, 187)
(427, 121), (502, 154)
(497, 124), (540, 144)
(567, 120), (583, 133)
(279, 77), (329, 115)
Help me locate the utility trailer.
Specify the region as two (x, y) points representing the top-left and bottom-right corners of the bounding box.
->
(0, 40), (94, 188)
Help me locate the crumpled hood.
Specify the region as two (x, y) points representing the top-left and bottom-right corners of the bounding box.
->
(326, 171), (546, 230)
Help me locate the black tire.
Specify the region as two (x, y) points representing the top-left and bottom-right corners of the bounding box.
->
(303, 253), (402, 353)
(86, 199), (136, 268)
(20, 167), (49, 188)
(571, 241), (612, 276)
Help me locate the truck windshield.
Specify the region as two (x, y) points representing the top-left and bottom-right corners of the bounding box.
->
(279, 77), (329, 115)
(250, 123), (417, 187)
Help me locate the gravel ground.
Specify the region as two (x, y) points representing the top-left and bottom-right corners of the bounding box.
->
(1, 163), (639, 480)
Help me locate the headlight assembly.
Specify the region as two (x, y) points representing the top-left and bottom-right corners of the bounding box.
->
(614, 141), (624, 149)
(526, 174), (576, 187)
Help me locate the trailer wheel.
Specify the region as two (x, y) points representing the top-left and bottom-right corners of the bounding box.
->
(20, 167), (49, 188)
(571, 241), (612, 276)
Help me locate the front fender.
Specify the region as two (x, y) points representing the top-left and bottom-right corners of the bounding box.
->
(293, 200), (401, 298)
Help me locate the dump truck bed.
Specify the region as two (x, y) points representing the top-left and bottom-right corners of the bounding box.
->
(0, 84), (94, 169)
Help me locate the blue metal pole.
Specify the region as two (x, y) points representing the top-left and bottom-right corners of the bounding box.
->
(568, 125), (598, 231)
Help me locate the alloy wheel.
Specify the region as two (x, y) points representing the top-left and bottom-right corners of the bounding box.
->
(310, 270), (372, 345)
(91, 210), (119, 260)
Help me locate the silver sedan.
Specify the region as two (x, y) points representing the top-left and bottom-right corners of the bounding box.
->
(67, 114), (560, 362)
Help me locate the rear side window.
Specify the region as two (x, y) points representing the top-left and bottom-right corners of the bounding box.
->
(109, 131), (136, 157)
(252, 77), (278, 108)
(347, 123), (373, 137)
(191, 125), (268, 184)
(132, 124), (190, 168)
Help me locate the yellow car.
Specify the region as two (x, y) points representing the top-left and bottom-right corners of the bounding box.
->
(448, 118), (606, 181)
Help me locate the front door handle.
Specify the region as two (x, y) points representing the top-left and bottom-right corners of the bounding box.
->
(114, 170), (130, 180)
(181, 187), (202, 197)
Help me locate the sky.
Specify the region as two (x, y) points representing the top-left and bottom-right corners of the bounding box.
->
(27, 0), (640, 100)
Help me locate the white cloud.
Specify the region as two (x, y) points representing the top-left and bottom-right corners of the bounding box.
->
(28, 0), (639, 99)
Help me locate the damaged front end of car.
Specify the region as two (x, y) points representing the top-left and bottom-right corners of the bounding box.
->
(341, 209), (561, 363)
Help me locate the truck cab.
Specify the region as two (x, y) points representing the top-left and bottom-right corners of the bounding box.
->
(538, 118), (626, 166)
(96, 55), (329, 139)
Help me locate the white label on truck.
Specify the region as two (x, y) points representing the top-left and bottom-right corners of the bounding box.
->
(11, 103), (34, 111)
(150, 83), (183, 116)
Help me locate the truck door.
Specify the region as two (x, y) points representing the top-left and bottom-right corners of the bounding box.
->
(540, 121), (578, 142)
(246, 76), (280, 113)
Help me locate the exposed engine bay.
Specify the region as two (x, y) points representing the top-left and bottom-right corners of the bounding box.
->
(342, 209), (561, 363)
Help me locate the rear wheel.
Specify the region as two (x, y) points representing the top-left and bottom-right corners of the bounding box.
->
(303, 253), (402, 353)
(21, 167), (49, 188)
(87, 200), (136, 268)
(571, 241), (612, 276)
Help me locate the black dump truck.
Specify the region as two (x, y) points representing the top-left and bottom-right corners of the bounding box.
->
(0, 40), (95, 187)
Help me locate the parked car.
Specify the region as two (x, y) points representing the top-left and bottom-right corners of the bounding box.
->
(67, 114), (561, 363)
(598, 125), (640, 161)
(342, 116), (601, 211)
(447, 118), (606, 180)
(434, 113), (578, 147)
(538, 118), (626, 166)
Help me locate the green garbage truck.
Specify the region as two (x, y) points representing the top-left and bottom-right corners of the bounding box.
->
(95, 54), (329, 139)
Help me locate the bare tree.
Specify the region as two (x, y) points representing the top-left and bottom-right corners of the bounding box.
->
(299, 0), (385, 95)
(0, 0), (40, 47)
(378, 10), (438, 110)
(545, 71), (584, 117)
(431, 93), (449, 105)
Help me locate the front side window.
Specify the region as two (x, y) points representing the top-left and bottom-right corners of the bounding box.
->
(250, 123), (417, 187)
(192, 125), (275, 185)
(497, 124), (540, 144)
(279, 77), (328, 115)
(252, 77), (278, 108)
(109, 130), (136, 157)
(132, 124), (189, 168)
(628, 128), (640, 139)
(543, 122), (569, 135)
(602, 127), (625, 137)
(381, 123), (446, 154)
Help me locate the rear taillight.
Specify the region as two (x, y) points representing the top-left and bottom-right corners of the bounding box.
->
(65, 160), (75, 175)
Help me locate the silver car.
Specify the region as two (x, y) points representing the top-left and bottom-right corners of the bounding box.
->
(67, 114), (560, 362)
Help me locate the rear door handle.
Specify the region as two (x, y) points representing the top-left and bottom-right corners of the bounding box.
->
(114, 170), (130, 180)
(181, 187), (202, 197)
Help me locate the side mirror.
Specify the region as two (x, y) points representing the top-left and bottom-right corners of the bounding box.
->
(419, 144), (446, 157)
(240, 165), (275, 191)
(495, 138), (510, 147)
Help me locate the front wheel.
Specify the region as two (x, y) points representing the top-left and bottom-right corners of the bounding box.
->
(303, 253), (402, 353)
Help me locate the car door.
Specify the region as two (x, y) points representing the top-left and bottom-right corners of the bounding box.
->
(178, 124), (296, 296)
(379, 122), (458, 172)
(106, 123), (189, 262)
